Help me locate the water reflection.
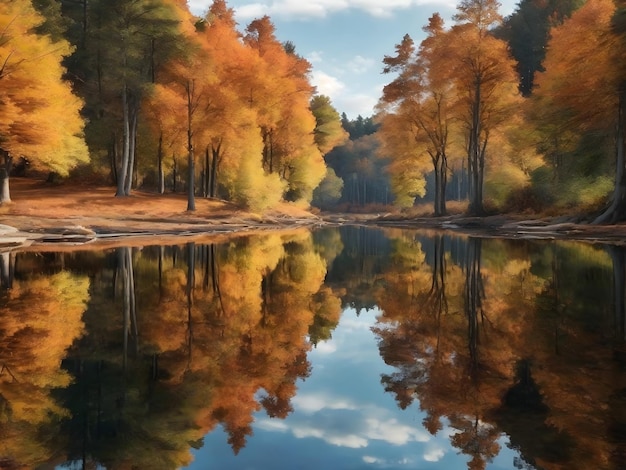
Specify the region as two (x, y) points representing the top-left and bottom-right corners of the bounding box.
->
(374, 231), (623, 470)
(0, 228), (625, 468)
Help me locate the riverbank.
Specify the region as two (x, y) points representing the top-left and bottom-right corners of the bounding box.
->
(2, 177), (626, 250)
(0, 178), (325, 250)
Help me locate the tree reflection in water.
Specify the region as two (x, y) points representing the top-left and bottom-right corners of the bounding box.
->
(375, 232), (626, 470)
(2, 229), (626, 469)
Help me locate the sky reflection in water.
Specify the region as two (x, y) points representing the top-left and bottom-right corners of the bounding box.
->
(190, 307), (522, 469)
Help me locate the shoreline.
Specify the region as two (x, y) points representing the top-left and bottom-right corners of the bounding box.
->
(2, 212), (626, 252)
(1, 178), (626, 250)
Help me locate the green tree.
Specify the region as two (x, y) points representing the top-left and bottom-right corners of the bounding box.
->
(61, 0), (185, 196)
(310, 95), (349, 155)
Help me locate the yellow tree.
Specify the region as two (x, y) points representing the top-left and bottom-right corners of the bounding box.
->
(244, 17), (326, 206)
(376, 110), (431, 208)
(0, 271), (88, 466)
(0, 0), (88, 203)
(198, 1), (284, 209)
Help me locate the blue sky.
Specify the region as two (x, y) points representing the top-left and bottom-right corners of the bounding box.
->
(187, 0), (518, 119)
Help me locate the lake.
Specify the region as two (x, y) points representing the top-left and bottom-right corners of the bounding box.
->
(1, 226), (625, 469)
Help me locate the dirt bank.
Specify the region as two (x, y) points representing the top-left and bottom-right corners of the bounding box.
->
(2, 178), (626, 251)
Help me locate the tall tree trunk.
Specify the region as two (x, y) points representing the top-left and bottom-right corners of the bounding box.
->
(172, 154), (178, 193)
(468, 79), (484, 216)
(202, 147), (209, 197)
(433, 152), (448, 216)
(262, 128), (274, 173)
(210, 143), (219, 198)
(157, 131), (164, 194)
(116, 85), (130, 197)
(186, 80), (196, 211)
(124, 100), (138, 195)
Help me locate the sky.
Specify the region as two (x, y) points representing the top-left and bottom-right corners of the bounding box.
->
(187, 0), (518, 120)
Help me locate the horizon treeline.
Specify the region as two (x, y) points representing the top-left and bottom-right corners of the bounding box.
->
(3, 0), (626, 220)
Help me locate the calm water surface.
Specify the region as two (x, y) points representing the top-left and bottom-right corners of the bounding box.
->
(1, 227), (625, 469)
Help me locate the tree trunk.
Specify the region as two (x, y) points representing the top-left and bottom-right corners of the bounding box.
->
(433, 152), (448, 217)
(202, 147), (209, 197)
(0, 150), (12, 204)
(116, 85), (131, 197)
(594, 88), (626, 224)
(173, 154), (178, 193)
(124, 99), (138, 195)
(210, 142), (220, 198)
(467, 79), (485, 216)
(157, 131), (164, 194)
(186, 80), (196, 211)
(262, 128), (274, 173)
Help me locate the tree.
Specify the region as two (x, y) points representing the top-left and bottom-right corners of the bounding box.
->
(534, 0), (624, 222)
(244, 17), (326, 206)
(533, 0), (626, 223)
(310, 95), (349, 155)
(312, 167), (344, 209)
(60, 0), (185, 197)
(378, 15), (458, 216)
(0, 0), (88, 203)
(449, 0), (521, 215)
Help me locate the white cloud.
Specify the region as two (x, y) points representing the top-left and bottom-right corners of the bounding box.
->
(337, 92), (379, 119)
(313, 340), (337, 354)
(310, 70), (346, 97)
(255, 419), (290, 432)
(292, 393), (358, 413)
(224, 0), (457, 21)
(307, 51), (324, 64)
(363, 455), (382, 464)
(423, 445), (446, 462)
(364, 418), (430, 445)
(260, 395), (432, 450)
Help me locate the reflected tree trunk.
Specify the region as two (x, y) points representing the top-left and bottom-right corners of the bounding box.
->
(609, 246), (626, 343)
(429, 235), (448, 357)
(186, 243), (195, 368)
(0, 252), (14, 289)
(464, 238), (484, 376)
(117, 248), (136, 371)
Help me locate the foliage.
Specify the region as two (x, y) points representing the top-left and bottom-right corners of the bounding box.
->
(0, 0), (88, 202)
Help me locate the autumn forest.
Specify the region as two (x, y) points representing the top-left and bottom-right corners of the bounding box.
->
(2, 0), (626, 221)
